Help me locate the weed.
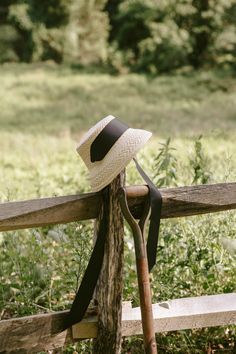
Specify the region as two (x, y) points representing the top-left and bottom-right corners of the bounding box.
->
(153, 138), (178, 187)
(189, 135), (211, 185)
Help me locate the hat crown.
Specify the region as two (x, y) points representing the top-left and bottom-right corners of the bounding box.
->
(76, 115), (152, 192)
(77, 115), (115, 169)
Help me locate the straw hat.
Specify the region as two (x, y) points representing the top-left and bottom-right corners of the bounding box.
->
(77, 115), (152, 192)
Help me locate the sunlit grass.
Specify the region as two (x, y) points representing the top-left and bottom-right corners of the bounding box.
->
(0, 63), (236, 137)
(0, 63), (235, 353)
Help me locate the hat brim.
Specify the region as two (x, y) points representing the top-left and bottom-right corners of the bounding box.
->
(89, 128), (152, 192)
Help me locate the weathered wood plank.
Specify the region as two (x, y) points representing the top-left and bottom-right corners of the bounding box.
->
(74, 293), (236, 337)
(0, 183), (236, 232)
(0, 303), (127, 354)
(93, 172), (125, 354)
(121, 293), (236, 336)
(0, 192), (99, 231)
(73, 293), (236, 338)
(0, 310), (72, 354)
(0, 306), (98, 354)
(1, 294), (235, 353)
(127, 183), (236, 219)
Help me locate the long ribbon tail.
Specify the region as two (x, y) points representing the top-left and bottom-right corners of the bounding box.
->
(62, 188), (109, 330)
(133, 158), (162, 272)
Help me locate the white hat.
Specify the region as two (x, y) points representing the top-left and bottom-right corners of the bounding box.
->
(77, 115), (152, 192)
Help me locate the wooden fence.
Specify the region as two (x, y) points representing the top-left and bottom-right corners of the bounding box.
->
(0, 181), (236, 353)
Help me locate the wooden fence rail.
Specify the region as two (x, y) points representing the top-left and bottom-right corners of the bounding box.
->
(0, 183), (236, 231)
(0, 182), (236, 353)
(1, 294), (236, 354)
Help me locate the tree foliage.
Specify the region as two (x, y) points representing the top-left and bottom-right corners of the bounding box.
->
(70, 0), (109, 64)
(0, 0), (109, 63)
(0, 0), (236, 72)
(107, 0), (236, 73)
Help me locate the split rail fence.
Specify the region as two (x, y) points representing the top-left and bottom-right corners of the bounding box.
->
(0, 181), (236, 353)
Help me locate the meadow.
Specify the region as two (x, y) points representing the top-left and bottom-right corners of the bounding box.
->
(0, 63), (236, 353)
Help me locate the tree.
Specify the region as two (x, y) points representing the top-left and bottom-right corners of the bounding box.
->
(70, 0), (109, 65)
(107, 0), (236, 73)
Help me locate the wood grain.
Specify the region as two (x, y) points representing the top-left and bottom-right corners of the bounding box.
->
(93, 172), (125, 354)
(0, 305), (98, 353)
(0, 183), (235, 232)
(72, 293), (236, 337)
(1, 293), (235, 353)
(0, 192), (99, 231)
(127, 183), (236, 219)
(121, 292), (236, 336)
(0, 309), (72, 354)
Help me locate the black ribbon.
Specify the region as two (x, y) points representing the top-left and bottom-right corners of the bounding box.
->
(62, 188), (109, 330)
(90, 118), (129, 162)
(63, 118), (162, 330)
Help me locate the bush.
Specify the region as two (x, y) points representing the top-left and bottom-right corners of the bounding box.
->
(2, 0), (109, 64)
(138, 21), (191, 73)
(8, 2), (70, 63)
(0, 24), (20, 62)
(71, 0), (109, 65)
(107, 0), (236, 73)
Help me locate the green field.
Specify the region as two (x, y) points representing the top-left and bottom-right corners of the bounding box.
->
(1, 63), (236, 200)
(1, 63), (236, 137)
(0, 64), (236, 353)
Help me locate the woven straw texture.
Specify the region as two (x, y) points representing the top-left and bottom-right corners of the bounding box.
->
(77, 115), (152, 192)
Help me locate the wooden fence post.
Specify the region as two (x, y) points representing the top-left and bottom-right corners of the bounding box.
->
(93, 172), (125, 354)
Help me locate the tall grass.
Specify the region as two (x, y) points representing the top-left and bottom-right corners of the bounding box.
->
(0, 64), (236, 353)
(0, 63), (236, 138)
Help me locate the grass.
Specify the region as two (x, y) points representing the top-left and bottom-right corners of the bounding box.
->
(0, 62), (236, 137)
(0, 63), (236, 353)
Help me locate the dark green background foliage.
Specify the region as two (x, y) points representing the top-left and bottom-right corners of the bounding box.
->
(1, 0), (236, 72)
(108, 0), (236, 73)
